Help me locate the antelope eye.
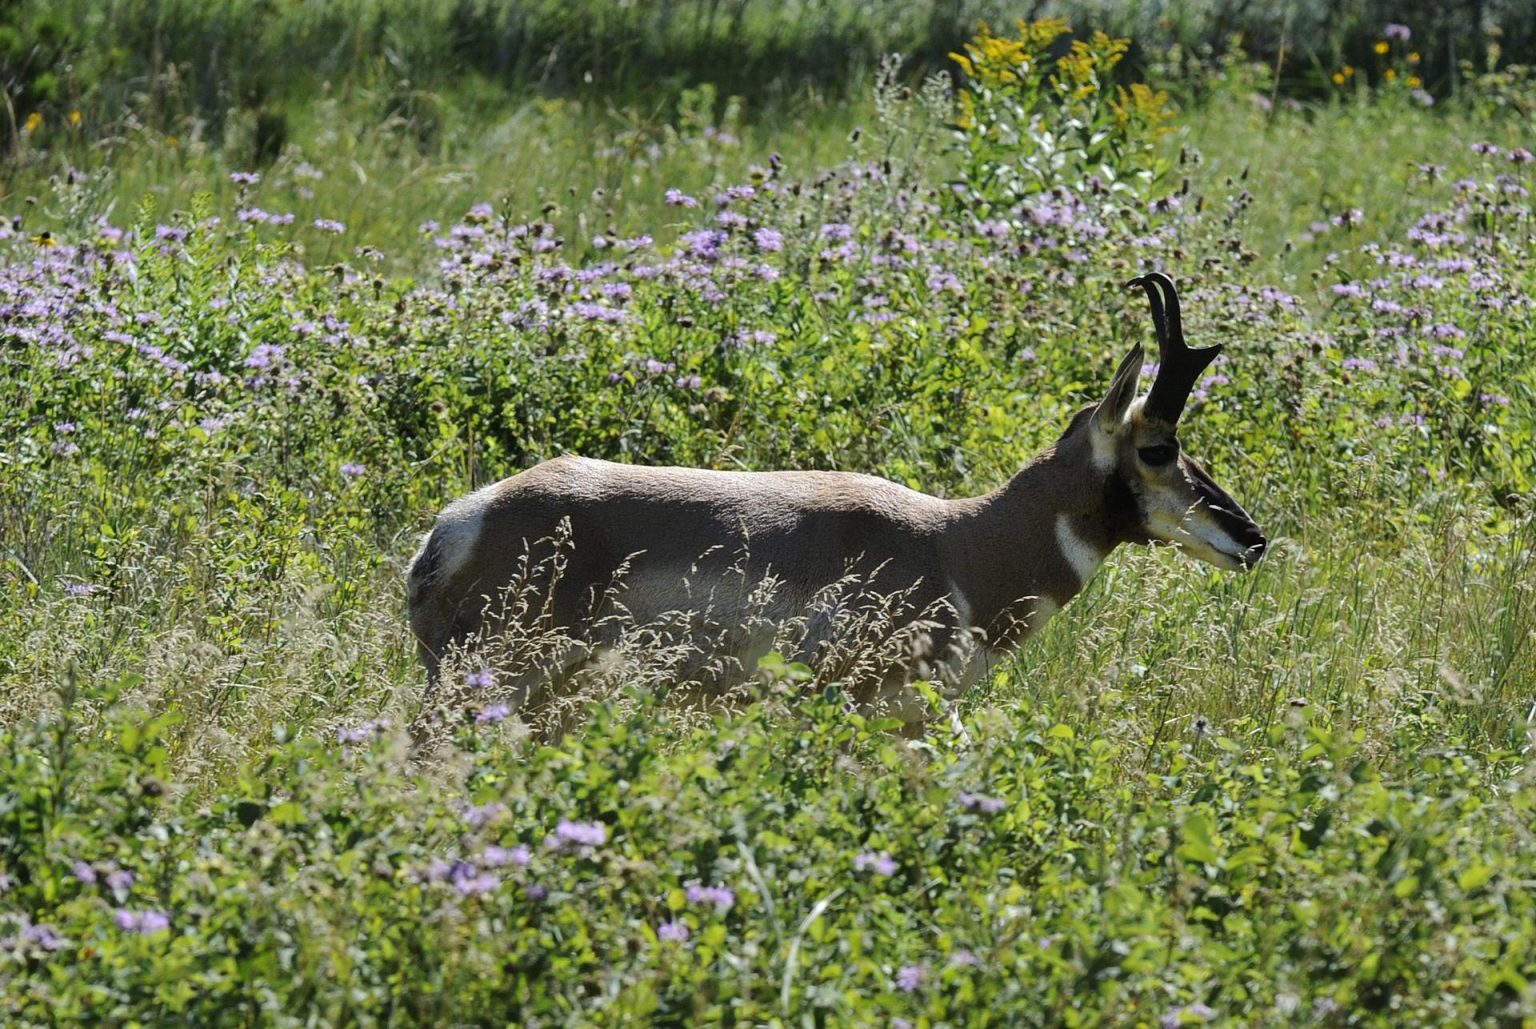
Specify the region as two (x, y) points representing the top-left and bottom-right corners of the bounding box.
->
(1138, 444), (1177, 466)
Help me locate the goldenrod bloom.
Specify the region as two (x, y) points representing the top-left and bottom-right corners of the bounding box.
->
(1332, 72), (1345, 85)
(1374, 41), (1390, 55)
(24, 112), (42, 133)
(1407, 75), (1422, 88)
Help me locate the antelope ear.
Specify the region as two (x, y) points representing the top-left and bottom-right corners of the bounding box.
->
(1094, 344), (1144, 434)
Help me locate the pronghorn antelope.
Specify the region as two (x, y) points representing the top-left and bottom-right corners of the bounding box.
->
(407, 273), (1266, 732)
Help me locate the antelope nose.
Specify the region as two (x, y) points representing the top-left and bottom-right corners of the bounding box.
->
(1239, 527), (1268, 568)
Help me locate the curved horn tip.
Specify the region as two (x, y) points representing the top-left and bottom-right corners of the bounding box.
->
(1125, 272), (1179, 292)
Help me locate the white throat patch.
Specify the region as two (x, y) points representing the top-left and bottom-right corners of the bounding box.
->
(1054, 513), (1105, 587)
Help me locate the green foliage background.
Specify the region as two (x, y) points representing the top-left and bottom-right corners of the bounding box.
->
(1, 10), (1535, 1026)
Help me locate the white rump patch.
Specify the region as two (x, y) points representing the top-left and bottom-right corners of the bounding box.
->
(426, 482), (499, 586)
(1055, 514), (1105, 587)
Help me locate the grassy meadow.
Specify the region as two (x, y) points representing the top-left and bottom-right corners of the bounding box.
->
(3, 9), (1536, 1026)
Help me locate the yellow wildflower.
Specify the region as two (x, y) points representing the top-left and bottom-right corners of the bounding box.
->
(31, 232), (56, 247)
(24, 112), (42, 133)
(165, 135), (179, 147)
(1374, 41), (1390, 55)
(68, 110), (82, 127)
(1384, 68), (1397, 81)
(1408, 52), (1421, 64)
(1343, 65), (1355, 77)
(1407, 75), (1422, 88)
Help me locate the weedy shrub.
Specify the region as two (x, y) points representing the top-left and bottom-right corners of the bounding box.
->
(950, 19), (1177, 209)
(1, 679), (1532, 1024)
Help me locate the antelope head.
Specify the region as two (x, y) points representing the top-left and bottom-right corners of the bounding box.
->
(1089, 273), (1267, 571)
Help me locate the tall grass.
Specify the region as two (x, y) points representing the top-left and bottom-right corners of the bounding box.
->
(2, 19), (1534, 1023)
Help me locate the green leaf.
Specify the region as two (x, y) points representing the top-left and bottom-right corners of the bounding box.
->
(1457, 864), (1494, 891)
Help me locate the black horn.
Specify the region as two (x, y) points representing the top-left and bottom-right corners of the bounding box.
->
(1126, 273), (1222, 425)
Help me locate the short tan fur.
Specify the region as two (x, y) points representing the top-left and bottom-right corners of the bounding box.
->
(407, 273), (1266, 729)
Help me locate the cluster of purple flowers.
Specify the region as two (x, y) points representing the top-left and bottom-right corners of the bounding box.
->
(545, 819), (608, 854)
(853, 850), (897, 876)
(114, 909), (171, 934)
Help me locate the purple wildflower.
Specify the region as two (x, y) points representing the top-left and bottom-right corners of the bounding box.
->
(72, 861), (97, 884)
(339, 462), (366, 479)
(313, 218), (345, 234)
(244, 342), (285, 369)
(896, 964), (927, 992)
(685, 884), (736, 911)
(1509, 148), (1534, 164)
(1383, 23), (1411, 41)
(927, 270), (963, 293)
(854, 850), (897, 876)
(64, 583), (98, 597)
(657, 920), (690, 942)
(664, 189), (698, 208)
(454, 871), (499, 896)
(461, 802), (506, 829)
(13, 922), (66, 951)
(1342, 357), (1377, 372)
(464, 667), (495, 688)
(1330, 282), (1365, 298)
(753, 227), (784, 252)
(680, 229), (725, 260)
(229, 171), (261, 186)
(550, 820), (607, 848)
(475, 703), (511, 725)
(570, 301), (628, 324)
(115, 909), (170, 934)
(1471, 142), (1501, 156)
(734, 329), (777, 347)
(959, 791), (1007, 814)
(481, 844), (531, 867)
(336, 719), (385, 744)
(1160, 1003), (1216, 1027)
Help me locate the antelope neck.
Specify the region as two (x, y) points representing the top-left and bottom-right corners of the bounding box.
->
(942, 435), (1119, 646)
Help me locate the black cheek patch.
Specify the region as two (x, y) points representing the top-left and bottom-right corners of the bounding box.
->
(1103, 472), (1151, 547)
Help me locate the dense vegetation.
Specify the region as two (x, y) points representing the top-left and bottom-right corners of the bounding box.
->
(3, 12), (1535, 1025)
